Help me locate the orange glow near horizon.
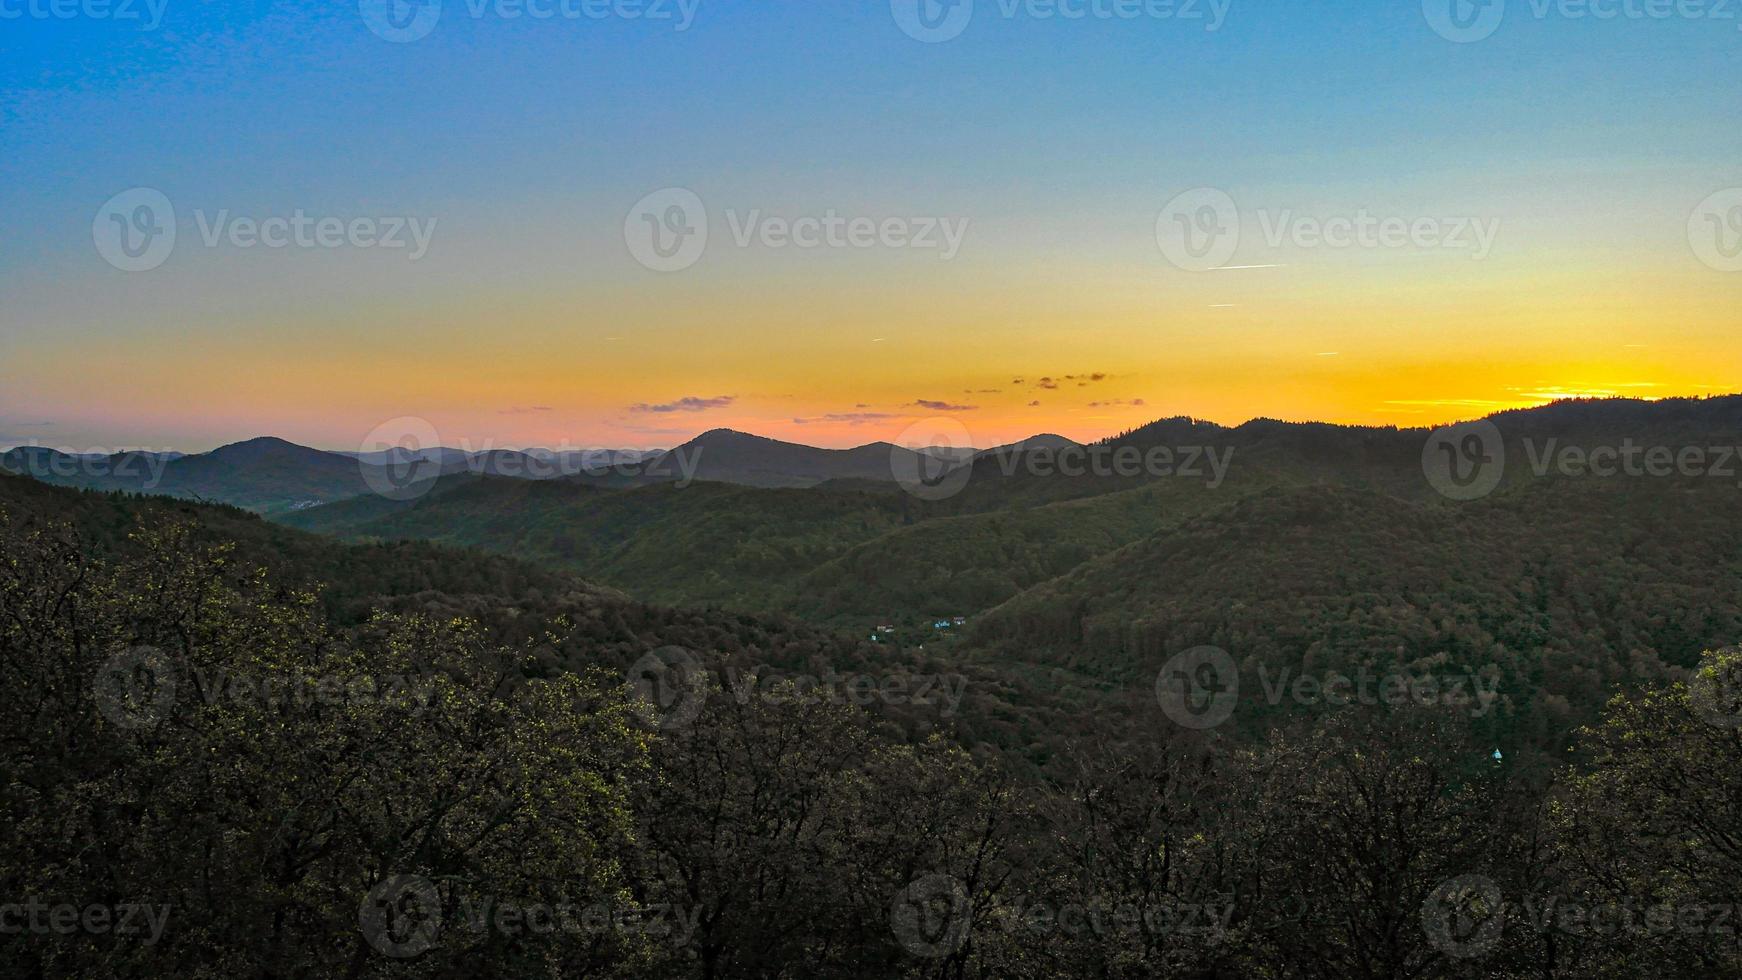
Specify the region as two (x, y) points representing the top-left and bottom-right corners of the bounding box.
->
(4, 201), (1737, 454)
(4, 324), (1733, 453)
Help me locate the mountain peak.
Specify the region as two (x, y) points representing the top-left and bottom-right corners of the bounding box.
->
(692, 428), (761, 442)
(209, 436), (308, 454)
(1009, 433), (1079, 450)
(200, 437), (351, 468)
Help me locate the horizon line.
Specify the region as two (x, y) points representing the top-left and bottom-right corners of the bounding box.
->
(4, 392), (1734, 457)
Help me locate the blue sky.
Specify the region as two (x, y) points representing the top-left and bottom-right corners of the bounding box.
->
(2, 0), (1738, 450)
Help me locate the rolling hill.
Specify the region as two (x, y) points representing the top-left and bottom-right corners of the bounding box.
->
(275, 396), (1742, 657)
(2, 437), (379, 514)
(642, 428), (937, 488)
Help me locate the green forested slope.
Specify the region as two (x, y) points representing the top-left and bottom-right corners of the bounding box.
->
(970, 477), (1742, 743)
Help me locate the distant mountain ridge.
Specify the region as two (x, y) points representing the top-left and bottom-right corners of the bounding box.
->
(9, 396), (1742, 514)
(277, 395), (1742, 637)
(1, 438), (672, 514)
(643, 428), (939, 489)
(2, 437), (372, 514)
(638, 429), (1091, 489)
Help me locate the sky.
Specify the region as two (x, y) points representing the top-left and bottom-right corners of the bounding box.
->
(1, 0), (1738, 453)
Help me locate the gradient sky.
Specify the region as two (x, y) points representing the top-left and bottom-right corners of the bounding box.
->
(2, 0), (1738, 453)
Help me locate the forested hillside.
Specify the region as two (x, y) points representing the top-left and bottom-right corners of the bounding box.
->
(280, 398), (1742, 651)
(971, 478), (1742, 748)
(5, 470), (1741, 978)
(281, 475), (925, 611)
(0, 473), (1087, 756)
